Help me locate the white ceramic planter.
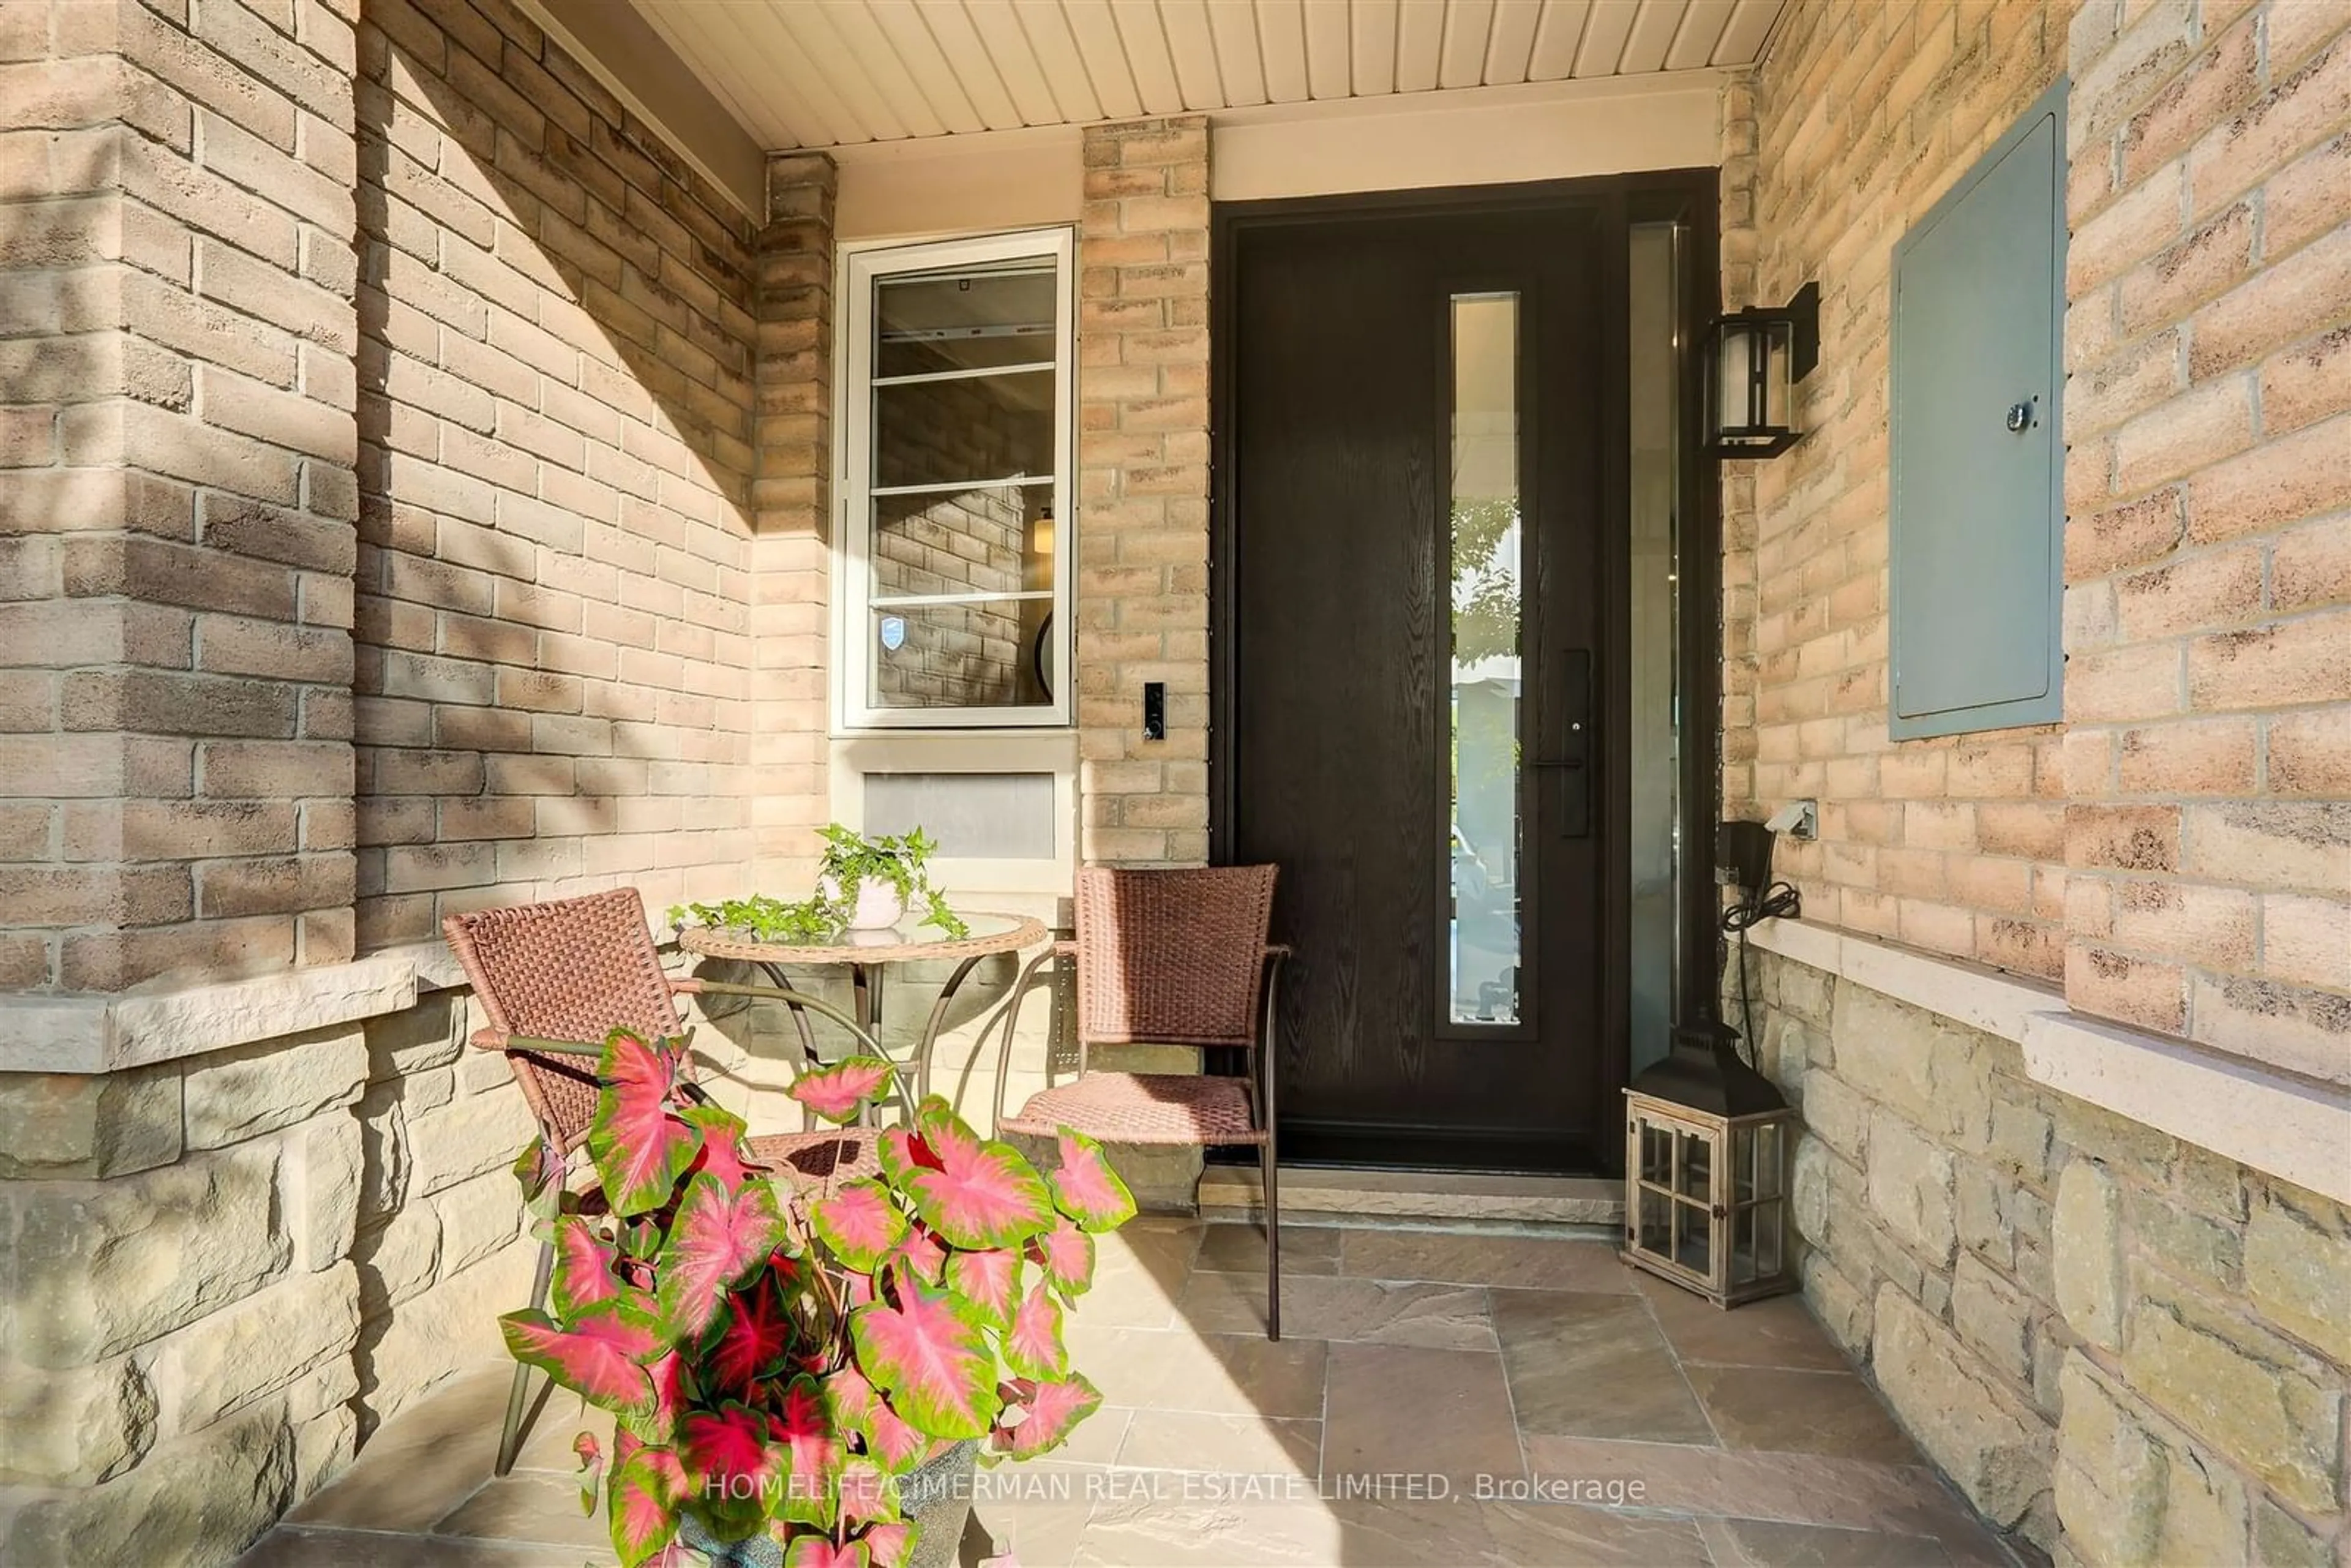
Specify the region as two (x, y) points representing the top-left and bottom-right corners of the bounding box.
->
(820, 876), (907, 931)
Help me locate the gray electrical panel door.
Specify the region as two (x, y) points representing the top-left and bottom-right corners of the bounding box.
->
(1889, 81), (2066, 739)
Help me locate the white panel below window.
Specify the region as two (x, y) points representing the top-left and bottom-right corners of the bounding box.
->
(863, 771), (1058, 860)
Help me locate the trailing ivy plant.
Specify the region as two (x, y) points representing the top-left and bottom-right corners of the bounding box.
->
(505, 1030), (1134, 1567)
(670, 825), (969, 945)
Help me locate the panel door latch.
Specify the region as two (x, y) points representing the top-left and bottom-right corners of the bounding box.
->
(2005, 397), (2037, 433)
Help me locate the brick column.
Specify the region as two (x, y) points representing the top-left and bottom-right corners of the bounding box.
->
(0, 0), (360, 994)
(751, 152), (836, 882)
(1076, 116), (1211, 868)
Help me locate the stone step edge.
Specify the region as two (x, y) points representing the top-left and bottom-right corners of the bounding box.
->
(1196, 1166), (1624, 1227)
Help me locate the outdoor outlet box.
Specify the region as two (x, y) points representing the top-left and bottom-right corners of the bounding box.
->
(1766, 800), (1818, 840)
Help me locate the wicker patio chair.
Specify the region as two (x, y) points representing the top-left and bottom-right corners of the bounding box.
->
(995, 865), (1291, 1338)
(441, 887), (907, 1476)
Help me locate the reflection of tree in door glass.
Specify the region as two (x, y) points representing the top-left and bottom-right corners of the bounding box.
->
(1449, 291), (1523, 1027)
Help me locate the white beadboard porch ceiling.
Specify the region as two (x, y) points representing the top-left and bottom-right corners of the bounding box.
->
(630, 0), (1785, 152)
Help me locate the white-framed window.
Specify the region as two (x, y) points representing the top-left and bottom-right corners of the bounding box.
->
(835, 227), (1075, 731)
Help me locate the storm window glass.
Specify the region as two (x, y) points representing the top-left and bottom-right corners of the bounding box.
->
(839, 231), (1073, 729)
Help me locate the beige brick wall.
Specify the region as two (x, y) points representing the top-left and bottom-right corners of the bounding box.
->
(1076, 116), (1210, 867)
(350, 0), (760, 947)
(750, 151), (831, 880)
(2061, 0), (2350, 1078)
(1, 0), (361, 992)
(1722, 0), (2075, 983)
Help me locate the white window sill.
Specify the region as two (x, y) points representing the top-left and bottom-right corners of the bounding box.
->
(1745, 917), (2351, 1206)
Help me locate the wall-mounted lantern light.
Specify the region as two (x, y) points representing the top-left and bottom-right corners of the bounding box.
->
(1704, 281), (1820, 458)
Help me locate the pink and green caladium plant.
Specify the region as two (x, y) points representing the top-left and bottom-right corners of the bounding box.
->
(500, 1027), (1135, 1568)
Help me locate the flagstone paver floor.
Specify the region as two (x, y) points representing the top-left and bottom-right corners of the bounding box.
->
(239, 1218), (2019, 1567)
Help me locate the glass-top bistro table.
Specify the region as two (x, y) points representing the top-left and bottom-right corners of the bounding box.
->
(675, 912), (1046, 1101)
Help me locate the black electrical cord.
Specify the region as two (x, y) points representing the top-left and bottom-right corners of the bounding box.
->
(1720, 879), (1801, 1067)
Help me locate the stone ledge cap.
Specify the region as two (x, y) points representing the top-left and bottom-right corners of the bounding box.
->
(375, 936), (470, 994)
(2021, 1010), (2351, 1206)
(2, 957), (419, 1075)
(1745, 916), (2061, 1042)
(1749, 917), (2351, 1206)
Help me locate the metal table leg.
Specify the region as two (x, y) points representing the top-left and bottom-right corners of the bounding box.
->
(751, 953), (1020, 1123)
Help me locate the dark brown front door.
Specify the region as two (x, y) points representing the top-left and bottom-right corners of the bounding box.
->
(1218, 196), (1621, 1172)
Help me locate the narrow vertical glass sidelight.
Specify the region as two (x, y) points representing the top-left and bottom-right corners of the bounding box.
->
(1447, 292), (1523, 1027)
(1627, 223), (1685, 1073)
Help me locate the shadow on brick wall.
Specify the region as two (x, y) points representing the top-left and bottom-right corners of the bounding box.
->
(348, 0), (767, 960)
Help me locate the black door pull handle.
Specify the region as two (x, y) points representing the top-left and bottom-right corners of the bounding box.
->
(1553, 651), (1592, 837)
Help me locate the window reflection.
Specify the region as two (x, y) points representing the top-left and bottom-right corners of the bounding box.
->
(866, 262), (1059, 712)
(1449, 293), (1522, 1027)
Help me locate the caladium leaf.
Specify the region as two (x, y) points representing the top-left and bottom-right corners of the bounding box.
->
(501, 1300), (661, 1416)
(658, 1170), (793, 1343)
(783, 1538), (870, 1568)
(573, 1431), (604, 1517)
(550, 1215), (623, 1319)
(943, 1246), (1021, 1333)
(589, 1030), (703, 1217)
(1046, 1129), (1136, 1232)
(863, 1520), (920, 1568)
(838, 1267), (879, 1313)
(884, 1222), (947, 1286)
(686, 1103), (762, 1190)
(681, 1401), (783, 1529)
(991, 1374), (1101, 1459)
(1027, 1216), (1096, 1299)
(850, 1275), (1003, 1440)
(896, 1098), (1054, 1251)
(708, 1278), (792, 1398)
(838, 1456), (896, 1526)
(1003, 1283), (1067, 1381)
(827, 1365), (926, 1474)
(810, 1180), (908, 1271)
(629, 1350), (692, 1449)
(514, 1133), (564, 1219)
(876, 1125), (940, 1187)
(772, 1375), (846, 1527)
(607, 1446), (687, 1568)
(789, 1055), (897, 1125)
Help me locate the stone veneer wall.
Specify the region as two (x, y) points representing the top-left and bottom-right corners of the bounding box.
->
(0, 977), (546, 1562)
(1735, 943), (2349, 1564)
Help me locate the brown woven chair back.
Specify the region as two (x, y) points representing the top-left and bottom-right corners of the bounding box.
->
(1071, 865), (1277, 1048)
(442, 887), (684, 1153)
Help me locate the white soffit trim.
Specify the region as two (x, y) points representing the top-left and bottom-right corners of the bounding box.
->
(1747, 917), (2351, 1206)
(520, 0), (766, 217)
(1211, 69), (1732, 201)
